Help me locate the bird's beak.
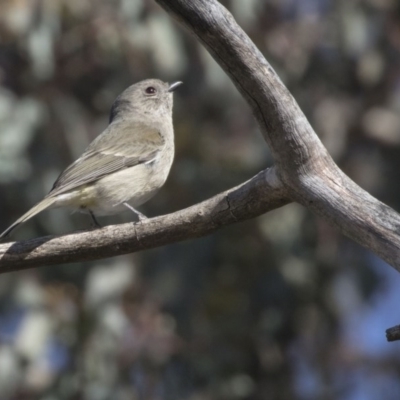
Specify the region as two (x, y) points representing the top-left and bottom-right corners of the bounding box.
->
(168, 81), (183, 92)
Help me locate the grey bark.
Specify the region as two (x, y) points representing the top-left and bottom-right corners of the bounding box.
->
(154, 0), (400, 269)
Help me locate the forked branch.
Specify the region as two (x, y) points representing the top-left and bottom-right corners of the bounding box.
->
(155, 0), (400, 269)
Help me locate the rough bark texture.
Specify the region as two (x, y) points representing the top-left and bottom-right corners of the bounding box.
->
(155, 0), (400, 269)
(0, 0), (400, 277)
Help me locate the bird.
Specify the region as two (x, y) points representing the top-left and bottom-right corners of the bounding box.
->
(0, 79), (182, 239)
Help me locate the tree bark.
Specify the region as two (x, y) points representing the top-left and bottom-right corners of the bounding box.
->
(155, 0), (400, 269)
(0, 0), (399, 274)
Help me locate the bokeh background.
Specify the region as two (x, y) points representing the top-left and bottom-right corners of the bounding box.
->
(1, 0), (400, 399)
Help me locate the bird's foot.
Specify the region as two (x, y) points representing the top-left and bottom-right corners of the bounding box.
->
(89, 211), (102, 229)
(123, 203), (147, 223)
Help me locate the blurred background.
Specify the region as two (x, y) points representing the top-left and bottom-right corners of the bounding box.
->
(1, 0), (400, 399)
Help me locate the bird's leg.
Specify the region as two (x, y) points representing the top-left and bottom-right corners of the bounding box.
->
(123, 202), (147, 222)
(89, 211), (102, 228)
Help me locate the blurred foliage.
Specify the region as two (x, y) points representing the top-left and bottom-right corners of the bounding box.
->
(1, 0), (400, 399)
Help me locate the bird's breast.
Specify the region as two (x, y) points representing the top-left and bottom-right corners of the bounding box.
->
(91, 142), (174, 214)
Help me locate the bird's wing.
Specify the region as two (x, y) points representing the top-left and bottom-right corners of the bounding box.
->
(48, 121), (165, 197)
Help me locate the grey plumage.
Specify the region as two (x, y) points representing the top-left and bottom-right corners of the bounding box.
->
(1, 79), (182, 239)
(50, 121), (165, 196)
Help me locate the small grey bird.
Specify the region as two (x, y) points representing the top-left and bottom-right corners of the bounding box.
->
(1, 79), (182, 239)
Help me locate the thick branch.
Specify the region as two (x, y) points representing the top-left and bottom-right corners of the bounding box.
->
(155, 0), (330, 172)
(0, 168), (290, 272)
(155, 0), (400, 269)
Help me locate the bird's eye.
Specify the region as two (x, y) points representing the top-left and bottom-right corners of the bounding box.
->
(145, 86), (157, 95)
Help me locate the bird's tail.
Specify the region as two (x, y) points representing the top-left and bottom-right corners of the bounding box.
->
(0, 197), (57, 240)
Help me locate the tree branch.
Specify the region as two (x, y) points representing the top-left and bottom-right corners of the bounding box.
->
(155, 0), (400, 270)
(0, 168), (289, 272)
